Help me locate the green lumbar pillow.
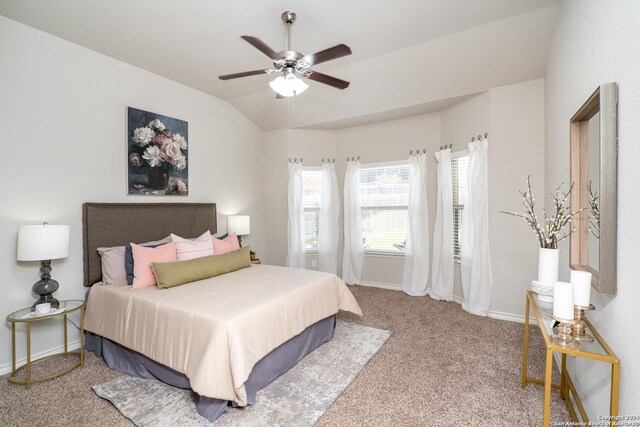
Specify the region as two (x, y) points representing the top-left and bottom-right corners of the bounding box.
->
(151, 246), (252, 289)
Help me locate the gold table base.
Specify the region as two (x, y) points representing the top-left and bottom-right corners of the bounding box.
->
(8, 304), (85, 389)
(521, 292), (620, 427)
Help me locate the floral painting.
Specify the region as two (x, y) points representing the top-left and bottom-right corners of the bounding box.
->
(127, 107), (188, 195)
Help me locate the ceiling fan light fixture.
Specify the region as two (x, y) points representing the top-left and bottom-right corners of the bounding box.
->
(269, 73), (309, 97)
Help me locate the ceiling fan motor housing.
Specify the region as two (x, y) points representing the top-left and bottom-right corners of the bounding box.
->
(281, 11), (297, 23)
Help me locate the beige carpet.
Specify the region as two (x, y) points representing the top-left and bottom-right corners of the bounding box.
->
(0, 286), (570, 426)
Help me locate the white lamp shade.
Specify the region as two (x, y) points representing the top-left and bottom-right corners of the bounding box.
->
(228, 215), (250, 236)
(17, 224), (70, 261)
(269, 74), (309, 97)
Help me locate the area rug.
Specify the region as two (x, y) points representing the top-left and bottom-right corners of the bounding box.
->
(93, 321), (391, 426)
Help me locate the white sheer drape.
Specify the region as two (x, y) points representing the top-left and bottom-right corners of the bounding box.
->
(460, 139), (493, 316)
(286, 161), (305, 268)
(341, 159), (364, 284)
(431, 148), (454, 301)
(401, 152), (430, 296)
(318, 162), (339, 274)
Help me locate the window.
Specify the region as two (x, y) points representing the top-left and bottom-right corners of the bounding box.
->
(451, 155), (469, 257)
(302, 169), (322, 250)
(359, 162), (410, 253)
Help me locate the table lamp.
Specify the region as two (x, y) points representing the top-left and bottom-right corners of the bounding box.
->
(17, 223), (70, 308)
(228, 215), (250, 247)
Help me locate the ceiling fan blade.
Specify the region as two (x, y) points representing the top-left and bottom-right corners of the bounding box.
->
(275, 93), (286, 100)
(306, 71), (350, 90)
(301, 44), (352, 66)
(241, 35), (281, 60)
(218, 69), (270, 80)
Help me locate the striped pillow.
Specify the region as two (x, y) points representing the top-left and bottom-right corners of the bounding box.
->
(170, 231), (214, 261)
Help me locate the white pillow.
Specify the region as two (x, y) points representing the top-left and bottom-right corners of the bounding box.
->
(170, 230), (214, 261)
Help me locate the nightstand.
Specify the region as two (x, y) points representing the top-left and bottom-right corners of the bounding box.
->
(251, 259), (261, 264)
(6, 300), (85, 388)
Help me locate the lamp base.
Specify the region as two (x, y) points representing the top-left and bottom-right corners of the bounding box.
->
(32, 293), (59, 309)
(31, 260), (60, 309)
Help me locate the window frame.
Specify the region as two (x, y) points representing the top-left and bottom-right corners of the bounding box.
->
(302, 166), (322, 253)
(359, 159), (410, 256)
(451, 149), (469, 260)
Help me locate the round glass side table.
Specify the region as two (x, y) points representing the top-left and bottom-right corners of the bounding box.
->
(6, 299), (85, 388)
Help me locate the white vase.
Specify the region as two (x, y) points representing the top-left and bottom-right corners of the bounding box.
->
(538, 247), (560, 284)
(537, 247), (559, 303)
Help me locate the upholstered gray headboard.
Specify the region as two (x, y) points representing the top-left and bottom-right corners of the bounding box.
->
(82, 203), (217, 286)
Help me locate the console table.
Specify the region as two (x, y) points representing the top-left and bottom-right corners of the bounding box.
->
(521, 291), (620, 426)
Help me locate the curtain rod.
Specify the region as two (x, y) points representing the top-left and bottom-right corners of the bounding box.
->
(434, 132), (489, 152)
(471, 132), (489, 142)
(288, 158), (337, 163)
(346, 156), (360, 161)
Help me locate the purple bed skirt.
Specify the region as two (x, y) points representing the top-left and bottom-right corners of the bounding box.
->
(86, 315), (336, 421)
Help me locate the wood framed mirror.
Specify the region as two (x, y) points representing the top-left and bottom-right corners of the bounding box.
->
(570, 82), (617, 294)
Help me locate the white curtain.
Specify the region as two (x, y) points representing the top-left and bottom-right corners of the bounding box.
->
(401, 152), (430, 296)
(341, 159), (364, 284)
(460, 139), (493, 316)
(286, 161), (305, 268)
(431, 148), (454, 301)
(318, 161), (339, 274)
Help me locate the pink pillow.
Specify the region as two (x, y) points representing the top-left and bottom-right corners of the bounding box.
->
(171, 231), (214, 261)
(213, 233), (241, 255)
(131, 242), (177, 288)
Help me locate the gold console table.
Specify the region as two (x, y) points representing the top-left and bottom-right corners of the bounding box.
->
(521, 291), (620, 426)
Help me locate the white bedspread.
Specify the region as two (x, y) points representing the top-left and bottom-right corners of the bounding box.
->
(84, 264), (362, 405)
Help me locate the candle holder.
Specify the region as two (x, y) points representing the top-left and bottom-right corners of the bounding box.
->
(550, 315), (578, 348)
(571, 304), (595, 343)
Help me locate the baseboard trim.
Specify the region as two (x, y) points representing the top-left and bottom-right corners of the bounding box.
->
(359, 281), (402, 291)
(0, 339), (81, 376)
(452, 295), (537, 325)
(359, 284), (536, 324)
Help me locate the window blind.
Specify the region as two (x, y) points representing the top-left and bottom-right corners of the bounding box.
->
(359, 163), (410, 252)
(452, 156), (469, 256)
(302, 169), (322, 249)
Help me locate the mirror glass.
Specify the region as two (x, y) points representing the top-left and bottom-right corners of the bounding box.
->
(570, 82), (617, 295)
(587, 112), (600, 271)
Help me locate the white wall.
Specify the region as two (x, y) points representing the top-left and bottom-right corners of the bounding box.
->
(487, 79), (546, 317)
(262, 130), (288, 266)
(546, 0), (640, 418)
(0, 16), (266, 371)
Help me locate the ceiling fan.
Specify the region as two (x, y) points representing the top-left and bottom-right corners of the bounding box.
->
(218, 11), (352, 98)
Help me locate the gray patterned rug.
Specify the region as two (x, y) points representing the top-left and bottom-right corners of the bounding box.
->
(93, 321), (391, 426)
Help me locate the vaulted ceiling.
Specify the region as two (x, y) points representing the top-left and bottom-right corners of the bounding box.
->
(0, 0), (559, 130)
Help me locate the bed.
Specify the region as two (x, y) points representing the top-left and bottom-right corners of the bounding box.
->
(82, 203), (362, 421)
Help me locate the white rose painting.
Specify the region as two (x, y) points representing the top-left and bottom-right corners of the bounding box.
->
(127, 107), (188, 195)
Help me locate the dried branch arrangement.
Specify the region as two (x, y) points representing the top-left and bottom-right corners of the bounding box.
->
(500, 176), (585, 249)
(588, 181), (600, 239)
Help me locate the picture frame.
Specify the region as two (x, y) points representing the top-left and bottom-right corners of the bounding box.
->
(127, 107), (189, 195)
